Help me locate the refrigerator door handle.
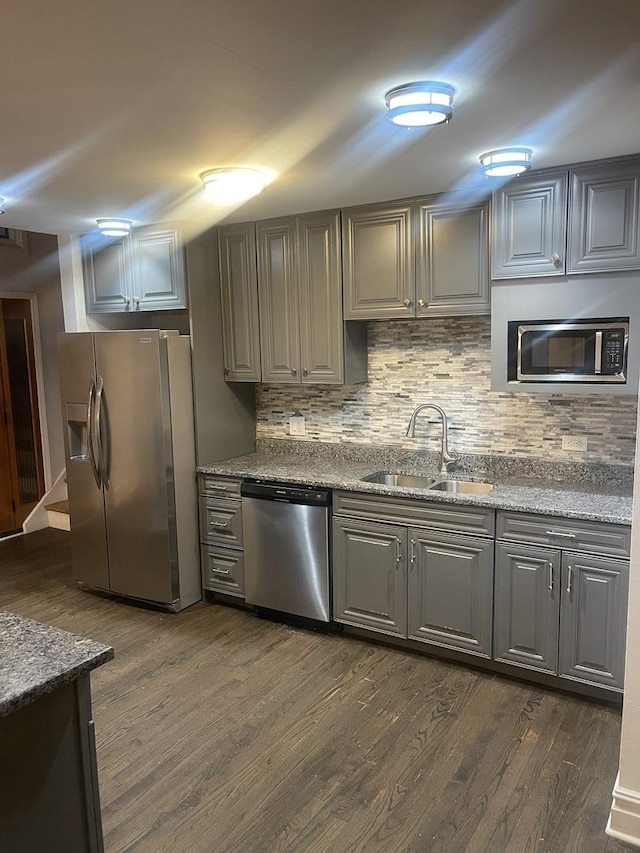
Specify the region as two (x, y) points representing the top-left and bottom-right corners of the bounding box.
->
(87, 376), (101, 489)
(94, 374), (107, 488)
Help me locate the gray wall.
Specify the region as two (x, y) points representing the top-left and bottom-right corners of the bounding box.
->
(256, 316), (638, 465)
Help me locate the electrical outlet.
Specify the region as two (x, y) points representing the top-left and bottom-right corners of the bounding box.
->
(562, 435), (587, 452)
(289, 415), (306, 436)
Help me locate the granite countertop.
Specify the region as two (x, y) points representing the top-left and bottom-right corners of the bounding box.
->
(0, 611), (114, 717)
(197, 443), (634, 526)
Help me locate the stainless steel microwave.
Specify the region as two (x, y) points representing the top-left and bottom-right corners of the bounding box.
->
(507, 318), (629, 383)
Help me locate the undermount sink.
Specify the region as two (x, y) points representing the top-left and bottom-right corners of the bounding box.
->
(361, 471), (435, 488)
(361, 471), (493, 494)
(428, 479), (494, 494)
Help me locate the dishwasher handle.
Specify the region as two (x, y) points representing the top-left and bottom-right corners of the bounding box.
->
(241, 481), (331, 507)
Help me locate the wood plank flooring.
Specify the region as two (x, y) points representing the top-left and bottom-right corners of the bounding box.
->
(1, 529), (635, 853)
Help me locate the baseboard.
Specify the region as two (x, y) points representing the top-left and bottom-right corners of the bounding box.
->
(606, 774), (640, 847)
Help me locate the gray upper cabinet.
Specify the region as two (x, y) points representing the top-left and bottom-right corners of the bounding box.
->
(417, 197), (490, 316)
(567, 161), (640, 273)
(491, 172), (568, 278)
(559, 552), (628, 690)
(82, 225), (187, 313)
(82, 235), (133, 312)
(408, 528), (494, 657)
(332, 516), (407, 638)
(342, 202), (415, 319)
(256, 211), (367, 385)
(218, 223), (261, 382)
(256, 218), (300, 383)
(493, 542), (560, 674)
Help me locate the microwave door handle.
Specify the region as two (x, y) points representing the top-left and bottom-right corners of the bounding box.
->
(594, 331), (603, 374)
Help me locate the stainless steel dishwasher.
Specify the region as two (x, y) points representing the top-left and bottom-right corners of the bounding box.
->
(241, 481), (332, 622)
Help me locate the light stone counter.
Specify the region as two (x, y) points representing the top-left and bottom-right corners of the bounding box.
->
(197, 441), (633, 526)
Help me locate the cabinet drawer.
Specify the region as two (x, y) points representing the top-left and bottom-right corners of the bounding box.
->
(333, 491), (495, 537)
(199, 497), (243, 547)
(201, 545), (245, 597)
(199, 475), (242, 498)
(496, 511), (630, 558)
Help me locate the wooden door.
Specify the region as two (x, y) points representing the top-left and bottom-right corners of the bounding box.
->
(0, 299), (45, 534)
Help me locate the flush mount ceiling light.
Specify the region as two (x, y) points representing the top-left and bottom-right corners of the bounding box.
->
(96, 218), (132, 237)
(384, 81), (455, 127)
(200, 167), (269, 204)
(0, 198), (5, 215)
(479, 147), (533, 177)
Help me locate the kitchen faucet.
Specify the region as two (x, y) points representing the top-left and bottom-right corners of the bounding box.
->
(406, 404), (458, 477)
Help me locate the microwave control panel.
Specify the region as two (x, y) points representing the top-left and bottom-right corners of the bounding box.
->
(603, 329), (626, 374)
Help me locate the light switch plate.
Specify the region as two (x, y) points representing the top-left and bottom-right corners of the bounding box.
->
(562, 435), (587, 451)
(289, 415), (306, 436)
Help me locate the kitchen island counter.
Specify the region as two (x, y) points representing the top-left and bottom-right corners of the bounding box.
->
(198, 443), (633, 526)
(0, 610), (113, 853)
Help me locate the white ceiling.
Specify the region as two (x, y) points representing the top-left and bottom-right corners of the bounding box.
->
(3, 0), (640, 238)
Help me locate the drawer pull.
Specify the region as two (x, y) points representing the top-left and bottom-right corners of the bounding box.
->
(206, 484), (229, 491)
(545, 530), (576, 539)
(212, 566), (231, 575)
(210, 520), (230, 528)
(548, 561), (553, 591)
(566, 564), (573, 594)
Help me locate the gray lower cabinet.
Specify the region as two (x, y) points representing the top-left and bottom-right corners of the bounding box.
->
(494, 542), (560, 673)
(198, 475), (245, 598)
(491, 172), (568, 278)
(82, 224), (187, 313)
(495, 513), (630, 691)
(568, 160), (640, 273)
(332, 495), (495, 656)
(332, 517), (407, 637)
(559, 551), (629, 689)
(408, 528), (494, 657)
(416, 198), (490, 317)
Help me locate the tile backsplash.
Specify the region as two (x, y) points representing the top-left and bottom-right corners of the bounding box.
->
(255, 317), (638, 465)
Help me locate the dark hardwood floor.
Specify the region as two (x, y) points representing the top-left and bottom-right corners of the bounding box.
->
(1, 528), (635, 853)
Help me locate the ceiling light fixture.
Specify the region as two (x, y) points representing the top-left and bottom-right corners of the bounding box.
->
(0, 198), (5, 215)
(96, 218), (132, 237)
(200, 168), (269, 204)
(479, 147), (533, 177)
(384, 81), (455, 127)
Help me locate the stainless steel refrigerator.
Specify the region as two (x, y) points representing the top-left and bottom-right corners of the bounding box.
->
(58, 330), (200, 611)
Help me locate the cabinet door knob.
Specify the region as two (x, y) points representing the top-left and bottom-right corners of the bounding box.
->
(291, 368), (297, 376)
(417, 299), (426, 308)
(550, 253), (561, 264)
(133, 295), (140, 308)
(302, 368), (309, 377)
(566, 564), (573, 594)
(123, 296), (131, 306)
(548, 561), (554, 591)
(403, 298), (412, 308)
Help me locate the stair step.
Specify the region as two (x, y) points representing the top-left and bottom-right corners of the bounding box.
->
(45, 500), (69, 514)
(46, 500), (70, 531)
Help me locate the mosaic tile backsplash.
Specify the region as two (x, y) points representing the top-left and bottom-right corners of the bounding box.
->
(255, 317), (638, 465)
